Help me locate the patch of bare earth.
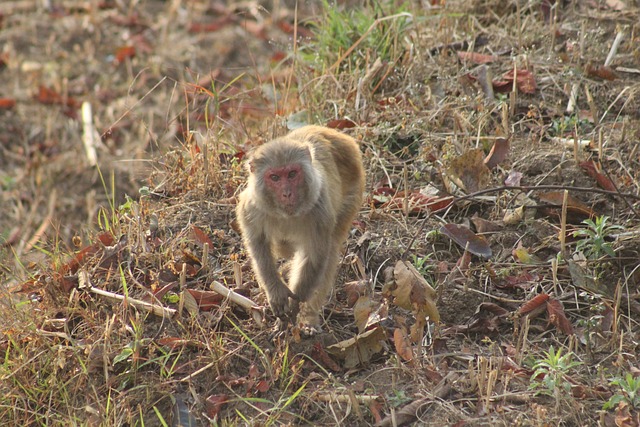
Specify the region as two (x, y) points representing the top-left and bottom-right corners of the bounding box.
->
(2, 1), (640, 426)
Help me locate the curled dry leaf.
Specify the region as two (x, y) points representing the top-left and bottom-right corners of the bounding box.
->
(493, 68), (537, 94)
(517, 293), (550, 316)
(354, 295), (380, 333)
(205, 394), (229, 418)
(579, 160), (616, 191)
(538, 191), (596, 223)
(326, 326), (386, 369)
(191, 225), (214, 248)
(504, 170), (523, 186)
(440, 223), (492, 259)
(585, 64), (618, 81)
(185, 289), (223, 311)
(484, 137), (510, 169)
(311, 342), (342, 372)
(326, 118), (357, 129)
(445, 149), (491, 193)
(547, 298), (574, 335)
(388, 260), (440, 323)
(393, 328), (414, 362)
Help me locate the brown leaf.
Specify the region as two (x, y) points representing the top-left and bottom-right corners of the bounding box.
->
(506, 68), (537, 94)
(205, 395), (229, 418)
(188, 16), (234, 33)
(0, 98), (16, 109)
(445, 149), (491, 193)
(579, 160), (616, 191)
(114, 45), (135, 64)
(311, 342), (342, 372)
(546, 298), (574, 335)
(585, 64), (618, 81)
(36, 85), (80, 109)
(471, 216), (503, 233)
(440, 223), (492, 259)
(382, 192), (453, 215)
(393, 328), (414, 362)
(390, 261), (440, 322)
(191, 225), (214, 248)
(326, 326), (386, 368)
(538, 191), (596, 222)
(326, 118), (357, 129)
(343, 280), (368, 307)
(484, 137), (510, 169)
(185, 289), (223, 311)
(518, 293), (549, 316)
(457, 51), (498, 64)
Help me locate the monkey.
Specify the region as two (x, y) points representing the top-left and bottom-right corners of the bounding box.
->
(236, 125), (365, 334)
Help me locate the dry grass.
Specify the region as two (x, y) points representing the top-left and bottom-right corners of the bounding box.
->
(2, 0), (640, 425)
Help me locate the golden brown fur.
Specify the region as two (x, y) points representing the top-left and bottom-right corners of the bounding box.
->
(236, 126), (365, 332)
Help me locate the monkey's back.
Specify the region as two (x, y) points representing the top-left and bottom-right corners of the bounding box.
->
(288, 126), (365, 241)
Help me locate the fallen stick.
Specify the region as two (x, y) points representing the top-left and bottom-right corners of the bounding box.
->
(79, 271), (176, 318)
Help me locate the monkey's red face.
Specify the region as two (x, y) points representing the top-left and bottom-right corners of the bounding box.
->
(263, 164), (305, 215)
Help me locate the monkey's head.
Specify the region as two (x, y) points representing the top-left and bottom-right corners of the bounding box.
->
(248, 138), (322, 217)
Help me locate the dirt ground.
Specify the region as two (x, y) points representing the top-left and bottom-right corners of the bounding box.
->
(1, 0), (640, 426)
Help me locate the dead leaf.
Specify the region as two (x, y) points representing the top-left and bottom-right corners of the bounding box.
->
(493, 68), (537, 94)
(326, 118), (357, 129)
(538, 191), (596, 223)
(457, 51), (498, 64)
(191, 225), (214, 248)
(393, 328), (414, 362)
(440, 223), (492, 259)
(511, 244), (540, 264)
(114, 45), (135, 64)
(567, 260), (607, 295)
(547, 298), (574, 335)
(445, 149), (491, 193)
(471, 216), (503, 233)
(517, 293), (549, 316)
(0, 98), (16, 109)
(504, 170), (523, 186)
(382, 192), (453, 215)
(311, 342), (342, 371)
(389, 260), (440, 322)
(326, 326), (386, 369)
(579, 160), (616, 191)
(484, 137), (510, 169)
(205, 394), (229, 418)
(185, 289), (223, 311)
(585, 64), (618, 81)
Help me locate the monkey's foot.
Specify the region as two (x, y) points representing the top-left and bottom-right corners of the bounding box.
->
(299, 323), (323, 337)
(268, 318), (290, 341)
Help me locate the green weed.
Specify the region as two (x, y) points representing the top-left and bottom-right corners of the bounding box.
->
(573, 215), (622, 260)
(603, 373), (640, 410)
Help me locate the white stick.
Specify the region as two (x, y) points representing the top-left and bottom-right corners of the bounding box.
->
(605, 30), (624, 67)
(81, 101), (98, 166)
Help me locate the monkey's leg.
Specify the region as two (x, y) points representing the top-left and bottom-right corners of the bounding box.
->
(295, 253), (339, 335)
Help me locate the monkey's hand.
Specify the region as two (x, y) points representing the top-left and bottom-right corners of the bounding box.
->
(266, 282), (298, 320)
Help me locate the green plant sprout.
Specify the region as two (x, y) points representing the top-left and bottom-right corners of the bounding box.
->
(603, 373), (640, 410)
(529, 346), (582, 399)
(573, 215), (623, 259)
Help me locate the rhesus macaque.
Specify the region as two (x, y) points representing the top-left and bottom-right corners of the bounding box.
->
(236, 125), (365, 333)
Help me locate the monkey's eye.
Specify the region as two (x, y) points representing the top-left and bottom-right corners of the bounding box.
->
(288, 170), (298, 179)
(269, 174), (280, 182)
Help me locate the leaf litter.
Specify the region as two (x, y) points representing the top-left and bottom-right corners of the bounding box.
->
(1, 0), (640, 426)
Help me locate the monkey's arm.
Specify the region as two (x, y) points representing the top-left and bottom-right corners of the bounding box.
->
(288, 221), (334, 303)
(246, 231), (297, 318)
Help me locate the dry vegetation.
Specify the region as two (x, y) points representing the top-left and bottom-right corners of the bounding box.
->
(2, 0), (640, 425)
